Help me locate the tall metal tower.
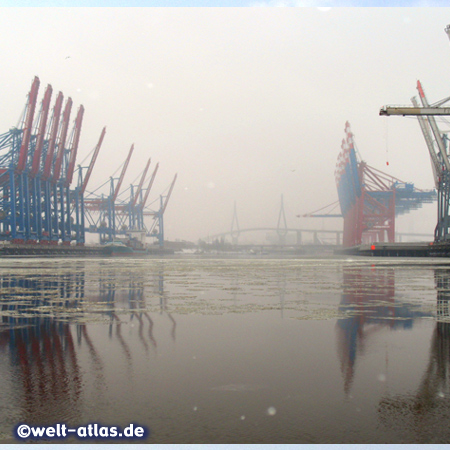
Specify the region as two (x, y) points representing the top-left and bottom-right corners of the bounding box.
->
(277, 194), (288, 245)
(230, 201), (240, 245)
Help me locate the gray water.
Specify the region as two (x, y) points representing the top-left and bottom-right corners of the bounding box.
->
(0, 255), (449, 443)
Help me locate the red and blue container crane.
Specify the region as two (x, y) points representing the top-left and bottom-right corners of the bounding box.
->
(0, 76), (177, 250)
(335, 122), (436, 248)
(0, 77), (86, 245)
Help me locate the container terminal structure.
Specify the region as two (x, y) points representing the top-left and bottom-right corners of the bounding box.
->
(335, 121), (436, 248)
(0, 76), (176, 256)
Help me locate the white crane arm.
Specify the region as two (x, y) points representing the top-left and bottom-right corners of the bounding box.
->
(416, 81), (450, 172)
(411, 96), (441, 188)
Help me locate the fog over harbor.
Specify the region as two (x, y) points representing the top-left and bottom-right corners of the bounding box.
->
(0, 7), (448, 243)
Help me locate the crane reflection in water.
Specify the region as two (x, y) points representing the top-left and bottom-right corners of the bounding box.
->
(0, 260), (173, 439)
(335, 264), (430, 396)
(377, 267), (450, 443)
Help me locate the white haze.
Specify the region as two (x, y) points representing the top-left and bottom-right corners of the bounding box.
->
(0, 7), (448, 243)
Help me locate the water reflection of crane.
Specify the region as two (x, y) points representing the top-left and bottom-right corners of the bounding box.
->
(0, 318), (84, 426)
(336, 265), (428, 396)
(0, 268), (99, 426)
(378, 269), (450, 442)
(0, 260), (173, 436)
(155, 262), (176, 342)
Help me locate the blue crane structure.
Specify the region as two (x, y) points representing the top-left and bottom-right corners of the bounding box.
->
(0, 76), (176, 248)
(83, 149), (177, 248)
(0, 77), (87, 245)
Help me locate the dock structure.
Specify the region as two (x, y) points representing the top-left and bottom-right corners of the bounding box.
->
(336, 242), (432, 257)
(0, 77), (176, 252)
(336, 241), (450, 258)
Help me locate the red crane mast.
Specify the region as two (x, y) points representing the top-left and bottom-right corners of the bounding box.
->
(81, 127), (106, 194)
(17, 76), (40, 174)
(131, 158), (151, 207)
(42, 92), (63, 181)
(140, 162), (159, 209)
(64, 105), (85, 187)
(52, 98), (72, 183)
(31, 84), (53, 177)
(113, 144), (134, 202)
(162, 173), (177, 214)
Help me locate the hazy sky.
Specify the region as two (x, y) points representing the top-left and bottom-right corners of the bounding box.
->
(0, 7), (449, 242)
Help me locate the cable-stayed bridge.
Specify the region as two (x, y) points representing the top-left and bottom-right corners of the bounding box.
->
(204, 197), (433, 249)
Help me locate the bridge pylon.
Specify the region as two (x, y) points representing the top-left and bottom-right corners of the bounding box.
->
(277, 194), (288, 245)
(230, 201), (240, 245)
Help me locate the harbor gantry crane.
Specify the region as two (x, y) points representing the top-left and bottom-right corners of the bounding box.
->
(117, 166), (177, 249)
(76, 127), (106, 244)
(29, 83), (52, 244)
(128, 158), (151, 231)
(41, 91), (63, 243)
(380, 24), (450, 242)
(0, 76), (105, 246)
(83, 145), (176, 248)
(0, 76), (177, 249)
(146, 173), (177, 248)
(413, 81), (450, 241)
(61, 104), (85, 245)
(84, 144), (135, 243)
(105, 157), (152, 245)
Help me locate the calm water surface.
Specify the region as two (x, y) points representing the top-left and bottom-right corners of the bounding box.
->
(0, 255), (449, 443)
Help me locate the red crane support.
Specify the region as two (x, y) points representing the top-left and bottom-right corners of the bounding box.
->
(162, 173), (177, 214)
(140, 162), (159, 209)
(17, 76), (40, 174)
(42, 92), (63, 181)
(113, 144), (134, 202)
(64, 105), (84, 187)
(52, 98), (73, 183)
(132, 158), (151, 207)
(81, 127), (106, 194)
(31, 84), (53, 177)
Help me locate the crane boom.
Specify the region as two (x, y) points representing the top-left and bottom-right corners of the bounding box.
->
(411, 96), (441, 188)
(42, 92), (63, 180)
(17, 76), (40, 173)
(380, 106), (450, 116)
(81, 127), (106, 194)
(64, 105), (84, 187)
(132, 158), (151, 207)
(140, 162), (159, 208)
(162, 173), (177, 214)
(113, 144), (134, 202)
(416, 80), (450, 173)
(31, 84), (53, 177)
